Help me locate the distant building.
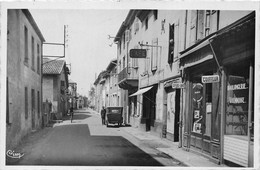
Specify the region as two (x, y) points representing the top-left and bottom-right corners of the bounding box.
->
(42, 58), (70, 120)
(6, 9), (45, 149)
(94, 71), (107, 113)
(68, 80), (77, 109)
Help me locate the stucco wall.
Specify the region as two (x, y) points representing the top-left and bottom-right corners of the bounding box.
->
(6, 9), (43, 150)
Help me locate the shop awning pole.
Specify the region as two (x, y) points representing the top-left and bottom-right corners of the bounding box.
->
(209, 39), (222, 73)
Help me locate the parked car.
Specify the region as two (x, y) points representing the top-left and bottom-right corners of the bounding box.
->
(106, 106), (123, 127)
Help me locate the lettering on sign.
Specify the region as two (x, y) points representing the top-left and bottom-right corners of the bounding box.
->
(227, 83), (247, 91)
(228, 97), (245, 104)
(201, 75), (219, 83)
(172, 83), (184, 89)
(130, 49), (147, 58)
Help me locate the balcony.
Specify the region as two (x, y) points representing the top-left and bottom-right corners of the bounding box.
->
(118, 67), (138, 90)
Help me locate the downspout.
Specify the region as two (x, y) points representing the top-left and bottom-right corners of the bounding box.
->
(179, 10), (188, 148)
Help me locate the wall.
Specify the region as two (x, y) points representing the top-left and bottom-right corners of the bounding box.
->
(6, 9), (43, 150)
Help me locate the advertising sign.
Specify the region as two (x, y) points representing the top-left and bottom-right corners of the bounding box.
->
(172, 83), (184, 89)
(129, 49), (147, 58)
(202, 75), (219, 83)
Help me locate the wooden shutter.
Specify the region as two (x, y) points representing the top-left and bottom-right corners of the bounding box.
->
(190, 10), (197, 45)
(168, 24), (174, 64)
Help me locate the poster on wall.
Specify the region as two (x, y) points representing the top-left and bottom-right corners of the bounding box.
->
(167, 91), (175, 134)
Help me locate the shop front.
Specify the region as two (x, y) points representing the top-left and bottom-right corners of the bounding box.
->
(180, 12), (255, 167)
(180, 44), (221, 163)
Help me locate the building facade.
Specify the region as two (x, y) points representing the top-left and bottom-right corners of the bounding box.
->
(42, 58), (70, 120)
(68, 80), (77, 109)
(113, 9), (255, 167)
(6, 9), (45, 149)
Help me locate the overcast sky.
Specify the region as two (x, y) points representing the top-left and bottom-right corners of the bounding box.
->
(30, 9), (129, 96)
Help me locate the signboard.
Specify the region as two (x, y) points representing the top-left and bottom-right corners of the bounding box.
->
(172, 83), (185, 89)
(201, 75), (219, 83)
(130, 49), (147, 58)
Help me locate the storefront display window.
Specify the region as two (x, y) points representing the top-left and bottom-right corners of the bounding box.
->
(225, 63), (249, 136)
(192, 79), (203, 133)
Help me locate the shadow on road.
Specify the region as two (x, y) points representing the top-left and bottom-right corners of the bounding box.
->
(7, 124), (163, 166)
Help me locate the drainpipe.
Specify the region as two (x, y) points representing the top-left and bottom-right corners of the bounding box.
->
(247, 61), (253, 166)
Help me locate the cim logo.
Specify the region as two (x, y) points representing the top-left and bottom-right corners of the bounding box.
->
(6, 150), (24, 159)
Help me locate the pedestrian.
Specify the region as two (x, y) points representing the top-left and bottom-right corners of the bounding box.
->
(101, 106), (106, 125)
(70, 107), (74, 123)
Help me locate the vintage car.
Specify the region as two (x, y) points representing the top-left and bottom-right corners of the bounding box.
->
(106, 106), (123, 127)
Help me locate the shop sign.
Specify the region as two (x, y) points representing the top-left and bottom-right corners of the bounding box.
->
(201, 75), (219, 83)
(172, 82), (184, 89)
(130, 49), (147, 58)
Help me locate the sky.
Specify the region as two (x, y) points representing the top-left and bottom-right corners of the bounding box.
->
(30, 9), (129, 96)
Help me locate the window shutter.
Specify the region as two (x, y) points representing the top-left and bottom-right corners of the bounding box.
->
(190, 10), (197, 46)
(151, 38), (158, 71)
(168, 24), (174, 64)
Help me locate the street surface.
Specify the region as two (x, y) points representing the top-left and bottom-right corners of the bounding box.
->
(6, 108), (185, 166)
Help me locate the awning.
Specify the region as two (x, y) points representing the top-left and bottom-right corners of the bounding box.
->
(181, 54), (213, 69)
(129, 86), (153, 97)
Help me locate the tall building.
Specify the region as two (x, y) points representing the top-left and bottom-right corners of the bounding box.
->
(6, 9), (45, 149)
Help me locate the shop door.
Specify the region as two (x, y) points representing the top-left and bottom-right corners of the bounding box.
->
(191, 76), (212, 154)
(31, 89), (36, 130)
(166, 89), (180, 142)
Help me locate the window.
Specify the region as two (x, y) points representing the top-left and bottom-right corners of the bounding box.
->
(168, 24), (175, 64)
(24, 26), (28, 65)
(37, 44), (40, 74)
(31, 36), (35, 70)
(119, 41), (121, 55)
(123, 33), (125, 49)
(25, 87), (28, 119)
(145, 17), (148, 30)
(205, 10), (211, 37)
(134, 17), (139, 34)
(151, 38), (158, 71)
(32, 89), (35, 113)
(154, 10), (158, 20)
(189, 10), (197, 46)
(61, 81), (65, 94)
(37, 91), (40, 117)
(225, 62), (250, 136)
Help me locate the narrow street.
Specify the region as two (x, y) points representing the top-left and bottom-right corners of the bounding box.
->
(7, 108), (185, 167)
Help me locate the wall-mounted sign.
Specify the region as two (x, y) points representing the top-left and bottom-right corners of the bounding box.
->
(172, 83), (184, 89)
(130, 49), (147, 58)
(202, 75), (219, 83)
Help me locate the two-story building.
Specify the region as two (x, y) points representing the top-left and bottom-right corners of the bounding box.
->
(94, 71), (107, 113)
(6, 9), (45, 149)
(42, 58), (70, 120)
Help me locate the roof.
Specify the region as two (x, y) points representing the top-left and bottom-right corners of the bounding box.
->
(43, 58), (66, 75)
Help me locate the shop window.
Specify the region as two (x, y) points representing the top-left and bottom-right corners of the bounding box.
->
(205, 83), (212, 136)
(225, 63), (250, 136)
(192, 81), (203, 134)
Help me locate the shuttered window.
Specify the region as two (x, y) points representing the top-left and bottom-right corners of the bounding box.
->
(189, 10), (197, 46)
(25, 87), (28, 119)
(168, 24), (174, 64)
(24, 26), (29, 65)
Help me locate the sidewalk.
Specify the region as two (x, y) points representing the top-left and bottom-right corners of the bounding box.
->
(122, 126), (227, 167)
(87, 108), (226, 167)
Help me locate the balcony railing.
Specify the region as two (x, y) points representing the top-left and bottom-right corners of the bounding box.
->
(118, 67), (138, 83)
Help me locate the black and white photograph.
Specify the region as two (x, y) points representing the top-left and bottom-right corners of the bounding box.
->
(0, 0), (259, 169)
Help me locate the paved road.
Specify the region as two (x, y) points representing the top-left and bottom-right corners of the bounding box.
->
(7, 108), (184, 166)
